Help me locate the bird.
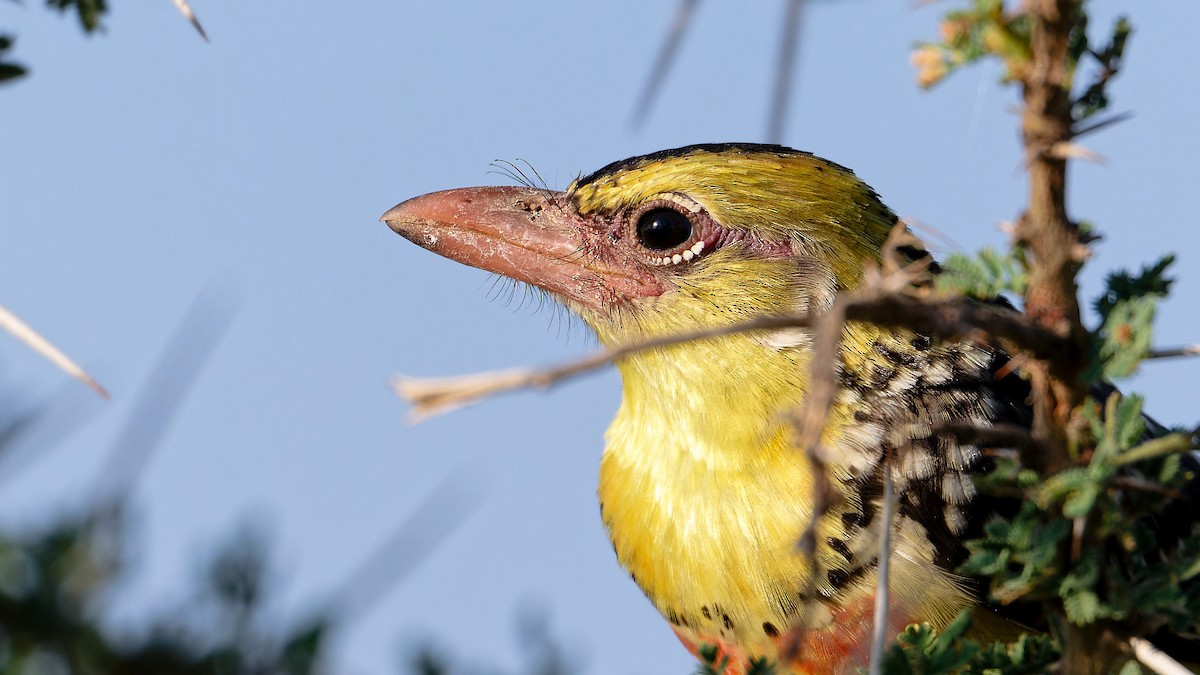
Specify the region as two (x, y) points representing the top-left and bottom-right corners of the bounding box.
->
(380, 143), (1044, 674)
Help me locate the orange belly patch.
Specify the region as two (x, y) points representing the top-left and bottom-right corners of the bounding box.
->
(670, 593), (910, 675)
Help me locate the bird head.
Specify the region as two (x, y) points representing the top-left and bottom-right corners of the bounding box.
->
(382, 143), (898, 349)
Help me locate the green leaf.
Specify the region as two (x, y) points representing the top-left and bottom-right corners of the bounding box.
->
(1038, 467), (1092, 509)
(0, 34), (25, 84)
(1093, 255), (1174, 323)
(0, 63), (26, 84)
(1074, 16), (1133, 120)
(281, 621), (328, 675)
(1114, 394), (1147, 450)
(746, 658), (777, 675)
(1096, 296), (1159, 379)
(937, 248), (1027, 300)
(1063, 589), (1101, 624)
(1062, 483), (1099, 518)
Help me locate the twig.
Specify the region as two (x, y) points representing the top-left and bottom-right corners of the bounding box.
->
(629, 0), (700, 129)
(932, 422), (1043, 457)
(1109, 476), (1184, 501)
(93, 290), (235, 503)
(789, 295), (847, 455)
(394, 313), (813, 422)
(767, 0), (805, 144)
(1146, 344), (1200, 360)
(850, 292), (1067, 358)
(396, 289), (1066, 422)
(324, 467), (485, 625)
(171, 0), (209, 42)
(1046, 141), (1106, 165)
(868, 457), (896, 675)
(1130, 637), (1192, 675)
(0, 302), (108, 398)
(1071, 111), (1133, 139)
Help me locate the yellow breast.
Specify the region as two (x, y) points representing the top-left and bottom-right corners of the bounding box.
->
(595, 333), (981, 671)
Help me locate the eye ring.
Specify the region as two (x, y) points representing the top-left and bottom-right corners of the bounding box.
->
(627, 197), (709, 267)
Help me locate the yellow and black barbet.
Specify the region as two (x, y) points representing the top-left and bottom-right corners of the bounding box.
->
(381, 143), (1051, 674)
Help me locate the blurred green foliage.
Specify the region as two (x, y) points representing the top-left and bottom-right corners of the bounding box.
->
(2, 0), (109, 85)
(44, 0), (108, 34)
(879, 611), (1060, 674)
(0, 505), (333, 675)
(0, 36), (26, 84)
(937, 248), (1029, 301)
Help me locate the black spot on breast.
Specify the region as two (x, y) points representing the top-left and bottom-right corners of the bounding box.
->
(911, 335), (932, 351)
(841, 477), (882, 530)
(667, 608), (681, 625)
(871, 367), (897, 388)
(827, 537), (854, 563)
(722, 614), (734, 630)
(861, 503), (878, 528)
(827, 569), (851, 589)
(874, 342), (918, 367)
(701, 606), (712, 620)
(839, 369), (869, 393)
(842, 511), (864, 528)
(853, 410), (871, 422)
(763, 622), (780, 637)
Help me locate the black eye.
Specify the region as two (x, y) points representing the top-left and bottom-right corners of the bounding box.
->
(636, 208), (693, 250)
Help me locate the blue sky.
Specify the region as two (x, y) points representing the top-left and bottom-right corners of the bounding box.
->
(2, 2), (1197, 674)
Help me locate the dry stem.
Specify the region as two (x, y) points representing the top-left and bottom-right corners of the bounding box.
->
(867, 453), (896, 675)
(1131, 637), (1193, 675)
(395, 287), (1066, 422)
(932, 422), (1043, 457)
(1147, 344), (1200, 360)
(0, 303), (108, 399)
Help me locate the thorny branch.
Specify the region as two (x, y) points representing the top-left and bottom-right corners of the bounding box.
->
(395, 282), (1066, 423)
(1015, 0), (1091, 473)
